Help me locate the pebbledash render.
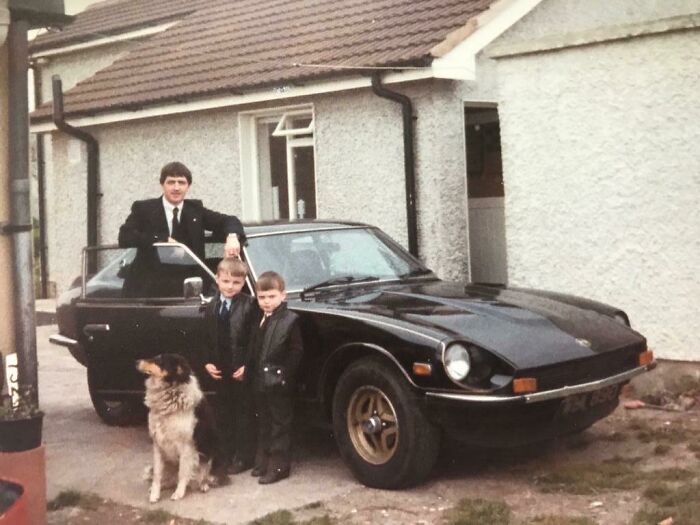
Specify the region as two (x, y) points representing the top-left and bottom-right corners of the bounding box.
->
(32, 0), (699, 362)
(46, 72), (494, 296)
(484, 0), (700, 360)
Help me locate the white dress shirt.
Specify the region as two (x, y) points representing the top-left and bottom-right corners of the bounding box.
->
(162, 196), (181, 237)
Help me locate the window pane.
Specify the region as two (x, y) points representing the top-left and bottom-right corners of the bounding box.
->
(86, 245), (214, 299)
(292, 146), (316, 219)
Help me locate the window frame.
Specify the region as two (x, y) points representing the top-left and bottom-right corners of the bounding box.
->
(238, 104), (317, 221)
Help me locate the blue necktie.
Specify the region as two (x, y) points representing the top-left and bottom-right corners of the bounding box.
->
(219, 301), (229, 320)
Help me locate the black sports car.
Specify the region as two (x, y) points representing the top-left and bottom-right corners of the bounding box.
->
(50, 221), (655, 488)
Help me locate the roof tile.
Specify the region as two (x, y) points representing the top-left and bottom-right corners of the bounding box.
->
(33, 0), (496, 119)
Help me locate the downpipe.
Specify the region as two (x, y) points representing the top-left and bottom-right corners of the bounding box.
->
(371, 73), (419, 257)
(52, 75), (100, 273)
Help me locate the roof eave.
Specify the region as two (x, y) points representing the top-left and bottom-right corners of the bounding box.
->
(430, 0), (547, 80)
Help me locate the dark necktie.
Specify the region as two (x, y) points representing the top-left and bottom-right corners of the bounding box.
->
(171, 207), (180, 238)
(219, 300), (230, 320)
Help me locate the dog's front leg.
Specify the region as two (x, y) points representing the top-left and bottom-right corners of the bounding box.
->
(149, 447), (164, 503)
(171, 445), (196, 500)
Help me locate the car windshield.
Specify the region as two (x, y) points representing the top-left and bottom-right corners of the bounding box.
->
(245, 227), (430, 292)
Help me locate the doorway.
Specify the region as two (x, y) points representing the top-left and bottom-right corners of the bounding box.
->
(465, 106), (507, 284)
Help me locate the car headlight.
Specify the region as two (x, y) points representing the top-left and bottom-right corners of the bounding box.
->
(444, 343), (471, 381)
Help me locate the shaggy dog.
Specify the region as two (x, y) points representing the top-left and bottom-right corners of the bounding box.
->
(136, 353), (227, 502)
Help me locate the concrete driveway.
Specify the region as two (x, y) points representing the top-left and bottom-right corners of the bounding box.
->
(37, 323), (360, 524)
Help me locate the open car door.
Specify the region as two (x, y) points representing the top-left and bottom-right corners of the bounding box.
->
(74, 242), (218, 425)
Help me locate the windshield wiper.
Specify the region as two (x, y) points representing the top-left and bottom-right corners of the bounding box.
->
(399, 268), (434, 279)
(300, 275), (379, 299)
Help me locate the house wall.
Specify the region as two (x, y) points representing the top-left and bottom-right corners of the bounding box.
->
(46, 79), (475, 292)
(490, 0), (700, 360)
(316, 79), (471, 281)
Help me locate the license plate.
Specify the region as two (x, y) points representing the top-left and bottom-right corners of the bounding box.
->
(560, 384), (620, 415)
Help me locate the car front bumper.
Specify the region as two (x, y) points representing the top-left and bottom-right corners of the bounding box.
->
(422, 363), (655, 447)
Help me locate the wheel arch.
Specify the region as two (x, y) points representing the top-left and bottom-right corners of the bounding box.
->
(319, 342), (417, 419)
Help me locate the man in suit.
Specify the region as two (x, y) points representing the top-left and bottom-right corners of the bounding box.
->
(118, 161), (245, 296)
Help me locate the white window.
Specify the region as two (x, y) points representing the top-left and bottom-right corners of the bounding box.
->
(239, 106), (317, 221)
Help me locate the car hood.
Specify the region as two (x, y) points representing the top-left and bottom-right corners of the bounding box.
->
(307, 280), (646, 369)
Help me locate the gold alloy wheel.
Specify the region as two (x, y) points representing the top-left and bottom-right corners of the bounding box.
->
(346, 386), (399, 465)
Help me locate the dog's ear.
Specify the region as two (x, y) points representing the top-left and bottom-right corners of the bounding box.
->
(174, 362), (191, 383)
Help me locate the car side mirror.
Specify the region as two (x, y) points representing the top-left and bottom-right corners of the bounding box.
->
(183, 277), (203, 299)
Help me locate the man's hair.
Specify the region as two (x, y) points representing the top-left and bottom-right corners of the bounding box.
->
(217, 258), (248, 278)
(160, 161), (192, 185)
(257, 271), (286, 292)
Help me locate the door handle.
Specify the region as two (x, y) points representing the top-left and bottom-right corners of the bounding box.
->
(83, 323), (110, 342)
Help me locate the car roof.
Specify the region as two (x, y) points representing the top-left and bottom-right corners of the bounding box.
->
(243, 220), (370, 237)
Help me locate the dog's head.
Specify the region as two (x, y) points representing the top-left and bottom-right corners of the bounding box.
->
(136, 353), (192, 384)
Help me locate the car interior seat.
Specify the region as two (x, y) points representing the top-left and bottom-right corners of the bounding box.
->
(284, 249), (327, 289)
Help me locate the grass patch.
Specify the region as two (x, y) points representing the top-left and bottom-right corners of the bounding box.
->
(299, 517), (334, 525)
(252, 511), (295, 525)
(46, 490), (101, 511)
(654, 443), (671, 455)
(534, 456), (693, 495)
(142, 509), (183, 524)
(630, 419), (694, 445)
(634, 480), (700, 525)
(443, 497), (511, 525)
(524, 516), (597, 525)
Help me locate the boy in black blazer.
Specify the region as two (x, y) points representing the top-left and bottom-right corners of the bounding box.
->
(203, 258), (258, 473)
(249, 271), (303, 484)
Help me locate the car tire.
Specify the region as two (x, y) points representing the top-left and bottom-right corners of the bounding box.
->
(332, 357), (440, 489)
(87, 364), (145, 426)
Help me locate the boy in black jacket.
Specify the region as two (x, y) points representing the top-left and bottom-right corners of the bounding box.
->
(249, 271), (303, 484)
(204, 258), (257, 474)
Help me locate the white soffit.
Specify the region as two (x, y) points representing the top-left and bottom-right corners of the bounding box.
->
(431, 0), (545, 80)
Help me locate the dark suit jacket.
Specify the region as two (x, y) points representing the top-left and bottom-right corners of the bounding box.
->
(118, 198), (246, 260)
(204, 293), (258, 378)
(249, 303), (303, 393)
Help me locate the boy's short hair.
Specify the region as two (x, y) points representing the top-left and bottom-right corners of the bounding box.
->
(217, 258), (248, 278)
(160, 161), (192, 185)
(257, 271), (286, 292)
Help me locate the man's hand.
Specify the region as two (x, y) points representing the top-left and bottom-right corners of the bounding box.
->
(205, 363), (222, 380)
(232, 366), (245, 381)
(224, 234), (241, 259)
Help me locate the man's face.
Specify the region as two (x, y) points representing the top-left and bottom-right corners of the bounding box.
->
(216, 272), (246, 298)
(161, 175), (190, 205)
(257, 288), (286, 314)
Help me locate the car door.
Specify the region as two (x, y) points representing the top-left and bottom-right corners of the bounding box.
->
(75, 243), (218, 397)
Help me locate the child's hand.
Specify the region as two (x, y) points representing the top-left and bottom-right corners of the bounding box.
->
(205, 363), (222, 380)
(232, 366), (245, 381)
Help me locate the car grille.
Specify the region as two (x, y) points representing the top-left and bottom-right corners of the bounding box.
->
(526, 345), (641, 391)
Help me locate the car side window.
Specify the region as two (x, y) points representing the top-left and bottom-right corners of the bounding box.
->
(85, 245), (215, 299)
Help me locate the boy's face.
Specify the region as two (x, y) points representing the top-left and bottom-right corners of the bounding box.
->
(161, 175), (190, 205)
(216, 272), (246, 298)
(257, 288), (286, 315)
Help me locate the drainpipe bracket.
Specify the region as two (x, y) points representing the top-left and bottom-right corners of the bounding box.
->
(0, 222), (33, 235)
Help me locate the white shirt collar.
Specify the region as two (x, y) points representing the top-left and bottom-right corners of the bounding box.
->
(162, 196), (181, 236)
(219, 294), (232, 307)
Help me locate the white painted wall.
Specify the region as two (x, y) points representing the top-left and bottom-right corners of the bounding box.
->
(491, 1), (700, 360)
(46, 77), (479, 292)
